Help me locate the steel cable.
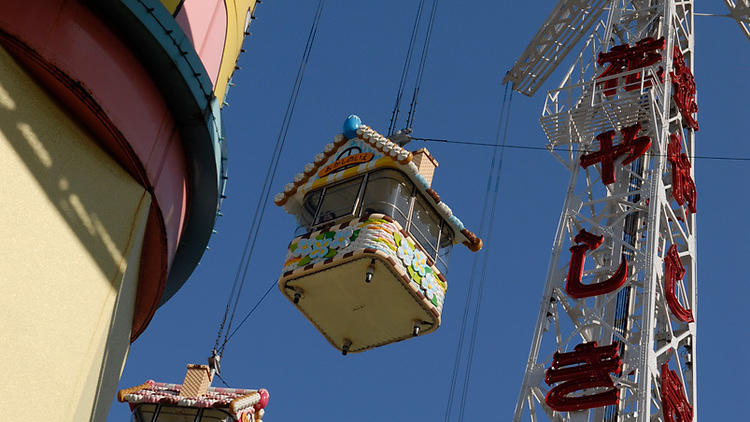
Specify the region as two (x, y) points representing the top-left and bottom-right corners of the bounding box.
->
(457, 90), (514, 422)
(443, 82), (511, 422)
(412, 137), (750, 161)
(388, 0), (427, 136)
(214, 0), (326, 357)
(405, 0), (440, 130)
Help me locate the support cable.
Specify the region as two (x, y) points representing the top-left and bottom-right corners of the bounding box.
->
(226, 280), (277, 344)
(443, 82), (511, 422)
(404, 0), (440, 130)
(457, 90), (514, 422)
(214, 0), (326, 358)
(215, 372), (232, 388)
(387, 0), (427, 136)
(412, 137), (750, 161)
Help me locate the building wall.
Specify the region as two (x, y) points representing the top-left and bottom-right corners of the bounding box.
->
(174, 0), (259, 103)
(0, 46), (151, 421)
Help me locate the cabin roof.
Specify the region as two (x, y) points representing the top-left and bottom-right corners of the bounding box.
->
(118, 380), (268, 421)
(273, 121), (482, 252)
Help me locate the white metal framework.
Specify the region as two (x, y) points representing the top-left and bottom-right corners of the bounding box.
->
(511, 1), (697, 421)
(724, 0), (750, 41)
(504, 0), (609, 96)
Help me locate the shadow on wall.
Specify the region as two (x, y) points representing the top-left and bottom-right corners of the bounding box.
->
(0, 45), (157, 421)
(0, 54), (145, 291)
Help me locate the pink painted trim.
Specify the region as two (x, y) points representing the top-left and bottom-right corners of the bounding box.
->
(176, 0), (227, 87)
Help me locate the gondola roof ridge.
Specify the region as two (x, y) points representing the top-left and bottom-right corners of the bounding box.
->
(273, 118), (482, 252)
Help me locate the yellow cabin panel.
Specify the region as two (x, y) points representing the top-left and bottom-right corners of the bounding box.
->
(278, 215), (446, 353)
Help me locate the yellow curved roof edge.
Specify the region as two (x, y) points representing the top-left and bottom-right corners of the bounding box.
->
(160, 0), (182, 15)
(215, 0), (258, 104)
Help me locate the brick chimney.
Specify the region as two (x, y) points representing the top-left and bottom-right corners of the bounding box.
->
(179, 364), (212, 398)
(412, 148), (438, 187)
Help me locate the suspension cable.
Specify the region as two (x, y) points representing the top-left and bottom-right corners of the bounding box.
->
(457, 89), (514, 422)
(412, 137), (750, 161)
(387, 0), (427, 136)
(225, 279), (277, 344)
(214, 0), (326, 358)
(388, 0), (440, 135)
(404, 0), (440, 130)
(443, 82), (512, 422)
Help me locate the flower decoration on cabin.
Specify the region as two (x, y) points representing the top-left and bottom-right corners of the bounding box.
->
(420, 272), (445, 310)
(421, 272), (440, 302)
(331, 228), (353, 249)
(309, 238), (332, 259)
(411, 249), (428, 277)
(292, 238), (311, 257)
(397, 237), (414, 267)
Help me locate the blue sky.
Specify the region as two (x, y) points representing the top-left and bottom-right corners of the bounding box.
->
(109, 1), (749, 420)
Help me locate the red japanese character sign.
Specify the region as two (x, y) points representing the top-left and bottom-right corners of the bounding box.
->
(545, 342), (622, 412)
(667, 133), (697, 213)
(660, 359), (694, 422)
(597, 37), (665, 96)
(566, 229), (628, 299)
(580, 123), (651, 185)
(663, 244), (694, 323)
(671, 47), (699, 131)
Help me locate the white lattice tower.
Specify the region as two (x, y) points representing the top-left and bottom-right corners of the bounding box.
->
(507, 1), (697, 421)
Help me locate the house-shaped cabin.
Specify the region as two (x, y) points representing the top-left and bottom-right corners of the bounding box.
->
(118, 365), (269, 422)
(274, 116), (481, 354)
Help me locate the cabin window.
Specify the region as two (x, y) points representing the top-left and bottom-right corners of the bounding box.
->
(436, 225), (454, 274)
(299, 169), (454, 273)
(360, 169), (414, 227)
(299, 189), (322, 227)
(410, 194), (442, 258)
(313, 176), (364, 225)
(132, 404), (234, 422)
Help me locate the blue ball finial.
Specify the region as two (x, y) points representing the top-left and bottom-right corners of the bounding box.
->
(343, 115), (362, 139)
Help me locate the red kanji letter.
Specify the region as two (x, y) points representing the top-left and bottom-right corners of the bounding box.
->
(580, 123), (651, 185)
(663, 244), (694, 323)
(671, 47), (699, 131)
(667, 133), (697, 213)
(597, 37), (665, 96)
(566, 229), (628, 299)
(545, 342), (622, 412)
(660, 359), (693, 422)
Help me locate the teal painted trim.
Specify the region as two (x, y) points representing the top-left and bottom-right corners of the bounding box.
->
(209, 97), (227, 195)
(125, 0), (213, 107)
(85, 0), (228, 308)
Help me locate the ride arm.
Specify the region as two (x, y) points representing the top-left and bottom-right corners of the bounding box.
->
(503, 0), (609, 96)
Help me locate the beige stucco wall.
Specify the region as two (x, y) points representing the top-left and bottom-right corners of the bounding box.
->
(0, 46), (151, 421)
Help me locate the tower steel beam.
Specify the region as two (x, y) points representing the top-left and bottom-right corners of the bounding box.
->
(511, 1), (698, 420)
(724, 0), (750, 41)
(503, 0), (609, 96)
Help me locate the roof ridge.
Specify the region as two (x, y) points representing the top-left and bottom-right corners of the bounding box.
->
(272, 117), (482, 252)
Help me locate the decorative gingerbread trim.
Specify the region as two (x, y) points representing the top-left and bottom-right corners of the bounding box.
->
(357, 125), (414, 165)
(229, 391), (260, 414)
(461, 228), (483, 252)
(117, 381), (154, 402)
(437, 272), (447, 285)
(426, 256), (435, 268)
(426, 188), (441, 204)
(429, 308), (440, 319)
